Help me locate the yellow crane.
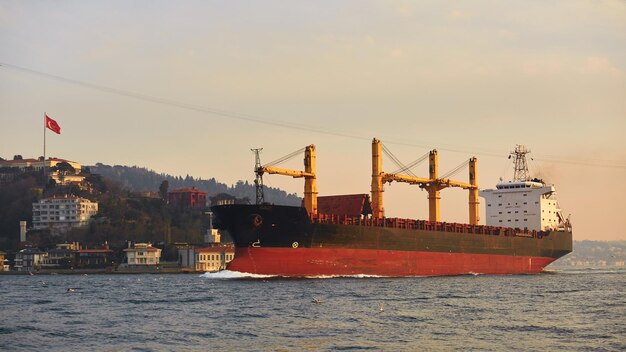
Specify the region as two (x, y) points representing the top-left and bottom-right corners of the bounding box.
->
(254, 145), (318, 218)
(371, 138), (479, 225)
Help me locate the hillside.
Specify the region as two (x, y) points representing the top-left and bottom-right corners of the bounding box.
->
(89, 163), (301, 206)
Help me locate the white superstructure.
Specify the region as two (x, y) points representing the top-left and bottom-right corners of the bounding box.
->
(480, 180), (563, 231)
(479, 145), (569, 232)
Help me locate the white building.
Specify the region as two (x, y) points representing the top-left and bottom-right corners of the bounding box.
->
(195, 246), (235, 272)
(0, 157), (81, 173)
(0, 157), (85, 185)
(124, 243), (162, 266)
(32, 196), (98, 230)
(480, 180), (564, 231)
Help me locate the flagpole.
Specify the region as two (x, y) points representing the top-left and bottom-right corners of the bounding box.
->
(43, 112), (46, 183)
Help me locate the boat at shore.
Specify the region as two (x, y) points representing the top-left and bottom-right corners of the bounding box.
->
(211, 140), (572, 277)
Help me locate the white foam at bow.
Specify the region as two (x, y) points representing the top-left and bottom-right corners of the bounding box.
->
(200, 270), (276, 279)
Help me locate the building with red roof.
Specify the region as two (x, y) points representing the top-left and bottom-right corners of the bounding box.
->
(0, 157), (81, 173)
(124, 243), (162, 266)
(167, 187), (207, 208)
(0, 156), (84, 185)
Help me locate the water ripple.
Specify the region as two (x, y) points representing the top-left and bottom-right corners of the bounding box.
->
(1, 268), (624, 351)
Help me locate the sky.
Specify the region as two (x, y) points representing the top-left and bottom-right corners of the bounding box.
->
(1, 1), (625, 240)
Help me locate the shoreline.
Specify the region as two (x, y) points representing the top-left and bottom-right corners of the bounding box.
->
(0, 267), (204, 275)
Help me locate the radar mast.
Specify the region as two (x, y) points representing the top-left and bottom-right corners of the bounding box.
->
(510, 145), (531, 181)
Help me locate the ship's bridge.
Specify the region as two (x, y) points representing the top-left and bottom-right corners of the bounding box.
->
(480, 179), (561, 232)
(495, 180), (544, 190)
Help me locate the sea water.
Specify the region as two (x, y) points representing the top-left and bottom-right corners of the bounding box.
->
(1, 268), (624, 351)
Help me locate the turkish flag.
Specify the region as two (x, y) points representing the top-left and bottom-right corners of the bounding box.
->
(45, 114), (61, 134)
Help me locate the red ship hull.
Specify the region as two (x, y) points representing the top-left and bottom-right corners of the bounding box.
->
(213, 204), (571, 277)
(228, 247), (557, 277)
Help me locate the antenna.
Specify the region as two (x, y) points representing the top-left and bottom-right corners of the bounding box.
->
(251, 148), (264, 204)
(511, 145), (531, 181)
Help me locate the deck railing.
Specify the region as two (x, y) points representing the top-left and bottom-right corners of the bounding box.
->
(312, 213), (550, 238)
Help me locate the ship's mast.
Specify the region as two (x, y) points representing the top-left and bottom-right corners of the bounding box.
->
(510, 145), (531, 181)
(252, 148), (264, 204)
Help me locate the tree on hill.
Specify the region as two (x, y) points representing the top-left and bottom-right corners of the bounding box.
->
(89, 163), (301, 206)
(159, 180), (169, 201)
(53, 161), (76, 175)
(0, 176), (41, 249)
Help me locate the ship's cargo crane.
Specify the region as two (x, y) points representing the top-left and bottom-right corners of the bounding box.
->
(371, 138), (479, 225)
(253, 145), (317, 218)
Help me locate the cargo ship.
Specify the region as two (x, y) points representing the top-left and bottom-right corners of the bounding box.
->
(211, 140), (572, 277)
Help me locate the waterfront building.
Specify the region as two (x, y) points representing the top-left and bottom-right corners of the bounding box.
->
(194, 246), (235, 272)
(177, 244), (196, 270)
(32, 196), (98, 231)
(167, 187), (207, 208)
(76, 249), (114, 268)
(14, 248), (47, 272)
(42, 243), (79, 268)
(0, 251), (6, 271)
(124, 243), (162, 266)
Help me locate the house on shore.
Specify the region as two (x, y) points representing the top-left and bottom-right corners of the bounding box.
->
(124, 243), (162, 266)
(14, 248), (47, 272)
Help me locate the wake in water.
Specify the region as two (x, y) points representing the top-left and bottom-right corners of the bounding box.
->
(199, 270), (389, 279)
(199, 270), (275, 279)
